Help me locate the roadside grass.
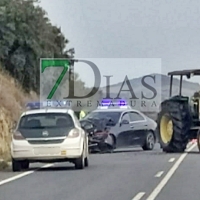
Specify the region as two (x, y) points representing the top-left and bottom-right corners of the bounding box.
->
(0, 68), (38, 166)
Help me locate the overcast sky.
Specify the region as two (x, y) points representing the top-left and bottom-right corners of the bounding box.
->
(39, 0), (200, 86)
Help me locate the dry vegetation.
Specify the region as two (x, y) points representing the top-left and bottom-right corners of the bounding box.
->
(0, 69), (38, 161)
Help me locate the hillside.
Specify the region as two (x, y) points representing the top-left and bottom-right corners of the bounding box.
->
(101, 73), (200, 99)
(101, 73), (200, 119)
(0, 69), (37, 162)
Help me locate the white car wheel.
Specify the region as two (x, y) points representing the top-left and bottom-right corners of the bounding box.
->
(84, 157), (89, 167)
(12, 158), (22, 172)
(84, 142), (89, 167)
(74, 153), (84, 170)
(74, 145), (85, 170)
(21, 160), (29, 170)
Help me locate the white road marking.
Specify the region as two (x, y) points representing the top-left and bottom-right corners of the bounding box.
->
(155, 171), (164, 178)
(0, 163), (54, 186)
(40, 164), (54, 168)
(146, 143), (196, 200)
(168, 158), (175, 162)
(132, 192), (145, 200)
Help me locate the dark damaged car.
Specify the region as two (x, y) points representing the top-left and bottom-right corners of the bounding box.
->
(80, 107), (158, 153)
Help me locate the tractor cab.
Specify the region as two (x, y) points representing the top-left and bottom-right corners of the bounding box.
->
(191, 93), (200, 120)
(168, 69), (200, 124)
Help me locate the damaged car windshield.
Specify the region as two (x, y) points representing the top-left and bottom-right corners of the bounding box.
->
(85, 111), (121, 124)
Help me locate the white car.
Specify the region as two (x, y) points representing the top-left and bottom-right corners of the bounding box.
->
(11, 108), (89, 171)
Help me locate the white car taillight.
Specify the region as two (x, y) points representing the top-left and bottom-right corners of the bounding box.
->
(68, 128), (80, 138)
(13, 131), (25, 140)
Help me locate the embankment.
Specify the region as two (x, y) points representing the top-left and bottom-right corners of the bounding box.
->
(0, 69), (37, 168)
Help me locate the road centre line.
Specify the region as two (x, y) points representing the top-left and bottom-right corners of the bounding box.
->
(132, 192), (145, 200)
(0, 163), (54, 186)
(154, 171), (164, 178)
(0, 142), (197, 190)
(146, 143), (196, 200)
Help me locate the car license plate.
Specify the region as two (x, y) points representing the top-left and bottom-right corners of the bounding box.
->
(61, 150), (67, 156)
(34, 147), (60, 155)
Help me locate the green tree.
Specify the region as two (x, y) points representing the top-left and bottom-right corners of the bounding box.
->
(0, 0), (102, 111)
(0, 0), (70, 92)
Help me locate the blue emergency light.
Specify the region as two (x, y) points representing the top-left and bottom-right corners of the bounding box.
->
(25, 100), (72, 110)
(25, 101), (42, 109)
(101, 99), (127, 106)
(98, 99), (129, 109)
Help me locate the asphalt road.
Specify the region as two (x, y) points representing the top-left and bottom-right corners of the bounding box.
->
(0, 142), (199, 200)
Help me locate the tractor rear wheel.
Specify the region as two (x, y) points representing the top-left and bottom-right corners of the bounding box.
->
(157, 100), (192, 153)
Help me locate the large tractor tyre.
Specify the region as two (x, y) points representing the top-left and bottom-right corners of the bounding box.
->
(157, 100), (192, 153)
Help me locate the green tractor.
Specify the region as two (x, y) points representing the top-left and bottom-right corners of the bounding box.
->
(157, 69), (200, 153)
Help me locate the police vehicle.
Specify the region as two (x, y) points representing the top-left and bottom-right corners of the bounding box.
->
(80, 100), (158, 152)
(11, 100), (89, 171)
